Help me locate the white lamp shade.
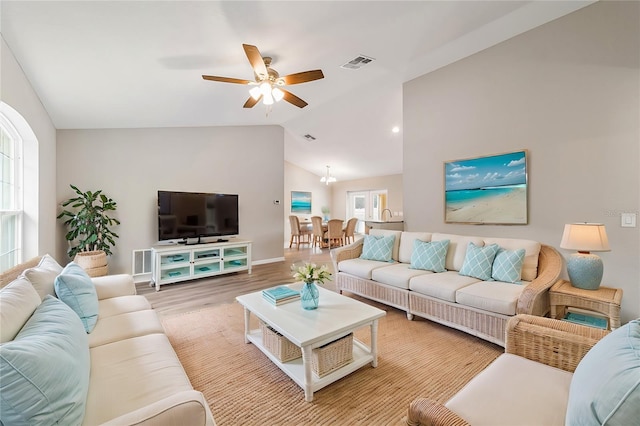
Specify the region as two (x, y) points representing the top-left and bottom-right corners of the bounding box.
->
(560, 223), (610, 252)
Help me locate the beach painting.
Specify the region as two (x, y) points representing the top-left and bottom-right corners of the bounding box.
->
(444, 150), (528, 224)
(291, 191), (312, 214)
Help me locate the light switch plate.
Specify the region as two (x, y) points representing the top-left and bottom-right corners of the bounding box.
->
(621, 212), (637, 227)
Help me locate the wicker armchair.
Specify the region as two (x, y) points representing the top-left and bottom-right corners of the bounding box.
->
(406, 314), (609, 426)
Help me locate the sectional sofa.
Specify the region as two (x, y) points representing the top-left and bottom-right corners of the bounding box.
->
(331, 229), (562, 346)
(0, 255), (215, 425)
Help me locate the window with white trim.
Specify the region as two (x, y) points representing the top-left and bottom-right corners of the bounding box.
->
(0, 113), (23, 271)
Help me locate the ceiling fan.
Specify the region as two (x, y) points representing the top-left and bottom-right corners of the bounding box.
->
(202, 44), (324, 109)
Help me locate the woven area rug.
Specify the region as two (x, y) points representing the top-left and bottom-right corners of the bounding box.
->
(162, 297), (502, 425)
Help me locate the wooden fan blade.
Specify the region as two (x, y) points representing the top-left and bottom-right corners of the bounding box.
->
(242, 44), (268, 79)
(202, 75), (252, 85)
(281, 89), (308, 108)
(281, 70), (324, 85)
(243, 95), (262, 108)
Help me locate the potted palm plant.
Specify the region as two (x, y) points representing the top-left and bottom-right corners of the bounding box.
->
(57, 184), (120, 277)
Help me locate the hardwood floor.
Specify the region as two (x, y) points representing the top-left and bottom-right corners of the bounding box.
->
(136, 246), (334, 318)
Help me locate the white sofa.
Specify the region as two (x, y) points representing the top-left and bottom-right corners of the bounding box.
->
(407, 314), (639, 426)
(331, 230), (562, 346)
(0, 255), (215, 426)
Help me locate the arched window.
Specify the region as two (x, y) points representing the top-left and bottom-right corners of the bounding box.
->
(0, 112), (23, 270)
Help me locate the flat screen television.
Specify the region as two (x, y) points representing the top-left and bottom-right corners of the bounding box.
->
(157, 190), (239, 242)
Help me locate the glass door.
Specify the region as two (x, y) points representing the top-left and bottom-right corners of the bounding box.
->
(346, 190), (388, 234)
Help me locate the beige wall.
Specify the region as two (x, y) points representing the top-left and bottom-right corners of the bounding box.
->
(57, 126), (285, 274)
(1, 37), (57, 261)
(403, 1), (639, 321)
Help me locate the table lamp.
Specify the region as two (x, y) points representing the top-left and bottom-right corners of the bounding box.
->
(560, 223), (610, 290)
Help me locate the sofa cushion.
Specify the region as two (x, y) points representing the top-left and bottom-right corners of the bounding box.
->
(398, 232), (432, 263)
(0, 295), (90, 426)
(483, 237), (541, 281)
(89, 309), (165, 348)
(492, 248), (526, 284)
(409, 271), (480, 303)
(20, 253), (63, 299)
(369, 229), (402, 261)
(455, 281), (527, 316)
(360, 234), (395, 262)
(98, 294), (153, 318)
(55, 262), (99, 333)
(371, 263), (432, 290)
(410, 239), (449, 273)
(0, 277), (42, 343)
(445, 353), (573, 426)
(338, 258), (392, 280)
(565, 319), (640, 426)
(431, 233), (485, 272)
(85, 333), (195, 425)
(459, 242), (500, 281)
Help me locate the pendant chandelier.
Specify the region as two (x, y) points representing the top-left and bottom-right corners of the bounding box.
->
(320, 165), (336, 185)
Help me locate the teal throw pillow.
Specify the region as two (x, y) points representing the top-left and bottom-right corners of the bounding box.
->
(410, 239), (449, 273)
(0, 295), (90, 426)
(360, 234), (395, 262)
(54, 262), (99, 333)
(459, 242), (500, 281)
(565, 319), (640, 425)
(491, 248), (526, 284)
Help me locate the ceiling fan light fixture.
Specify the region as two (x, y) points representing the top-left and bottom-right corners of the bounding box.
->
(272, 87), (284, 102)
(263, 91), (274, 105)
(249, 86), (261, 100)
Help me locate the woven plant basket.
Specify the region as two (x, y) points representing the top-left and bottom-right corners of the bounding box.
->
(74, 250), (108, 277)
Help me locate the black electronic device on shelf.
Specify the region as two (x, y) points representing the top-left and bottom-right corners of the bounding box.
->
(157, 190), (239, 243)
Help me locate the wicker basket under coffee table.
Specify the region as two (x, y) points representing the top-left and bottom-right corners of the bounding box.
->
(549, 279), (623, 330)
(236, 283), (385, 402)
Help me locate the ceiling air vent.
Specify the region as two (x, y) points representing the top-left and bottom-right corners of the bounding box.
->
(341, 55), (375, 70)
(303, 134), (316, 141)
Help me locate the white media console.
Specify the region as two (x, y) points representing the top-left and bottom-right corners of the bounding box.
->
(151, 239), (252, 291)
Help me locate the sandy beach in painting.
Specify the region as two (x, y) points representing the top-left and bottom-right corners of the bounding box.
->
(446, 186), (527, 224)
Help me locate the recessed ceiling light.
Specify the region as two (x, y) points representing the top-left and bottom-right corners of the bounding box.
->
(391, 126), (400, 133)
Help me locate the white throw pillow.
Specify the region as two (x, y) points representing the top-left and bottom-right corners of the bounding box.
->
(21, 254), (64, 299)
(0, 277), (42, 343)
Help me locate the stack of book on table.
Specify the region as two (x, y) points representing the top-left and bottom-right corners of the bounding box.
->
(262, 285), (300, 306)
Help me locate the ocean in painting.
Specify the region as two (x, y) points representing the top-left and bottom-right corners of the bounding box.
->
(291, 192), (312, 213)
(445, 184), (525, 205)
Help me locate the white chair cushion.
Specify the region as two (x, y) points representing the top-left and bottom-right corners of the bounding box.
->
(409, 271), (480, 303)
(483, 237), (541, 281)
(455, 281), (529, 316)
(446, 353), (573, 426)
(398, 232), (432, 264)
(89, 309), (165, 348)
(431, 233), (485, 272)
(338, 258), (393, 280)
(85, 333), (194, 426)
(371, 263), (431, 290)
(98, 295), (152, 318)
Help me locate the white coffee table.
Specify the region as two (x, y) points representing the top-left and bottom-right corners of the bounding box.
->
(236, 283), (386, 401)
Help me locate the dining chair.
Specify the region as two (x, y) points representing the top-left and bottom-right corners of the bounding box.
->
(289, 215), (311, 249)
(343, 217), (358, 245)
(326, 219), (345, 249)
(311, 216), (325, 248)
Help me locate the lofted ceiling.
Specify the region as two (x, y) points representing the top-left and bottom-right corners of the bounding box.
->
(0, 1), (594, 181)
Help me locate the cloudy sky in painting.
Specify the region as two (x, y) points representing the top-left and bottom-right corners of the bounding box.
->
(445, 151), (527, 191)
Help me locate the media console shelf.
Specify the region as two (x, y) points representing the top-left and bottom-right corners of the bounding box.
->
(151, 239), (252, 291)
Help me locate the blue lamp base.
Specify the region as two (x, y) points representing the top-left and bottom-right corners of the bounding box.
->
(566, 253), (603, 290)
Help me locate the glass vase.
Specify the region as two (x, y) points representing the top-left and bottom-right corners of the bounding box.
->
(300, 281), (320, 310)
